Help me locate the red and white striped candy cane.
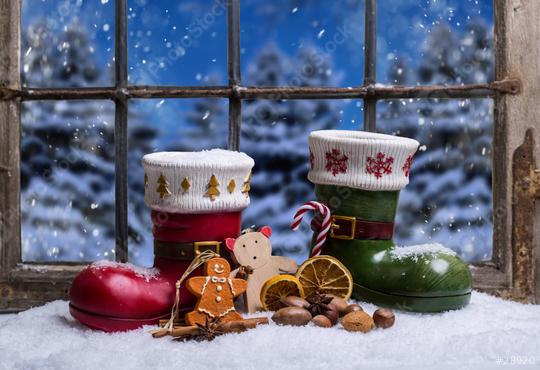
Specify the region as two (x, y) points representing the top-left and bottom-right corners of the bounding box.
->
(291, 201), (331, 257)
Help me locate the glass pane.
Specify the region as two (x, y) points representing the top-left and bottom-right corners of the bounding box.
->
(378, 0), (494, 85)
(241, 99), (362, 262)
(128, 99), (228, 266)
(127, 1), (227, 85)
(378, 98), (493, 263)
(21, 0), (115, 87)
(241, 0), (364, 87)
(21, 100), (115, 262)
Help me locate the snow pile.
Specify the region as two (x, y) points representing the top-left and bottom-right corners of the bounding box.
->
(389, 243), (457, 262)
(91, 261), (159, 281)
(1, 292), (539, 370)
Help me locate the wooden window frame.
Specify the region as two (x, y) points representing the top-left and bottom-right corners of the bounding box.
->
(0, 0), (536, 311)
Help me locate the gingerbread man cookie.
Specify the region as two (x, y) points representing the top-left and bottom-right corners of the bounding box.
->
(185, 257), (247, 326)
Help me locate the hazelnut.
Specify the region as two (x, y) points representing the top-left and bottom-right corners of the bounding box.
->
(272, 307), (312, 326)
(280, 295), (309, 309)
(322, 303), (339, 325)
(343, 304), (363, 316)
(372, 308), (395, 329)
(341, 311), (374, 333)
(311, 315), (332, 328)
(328, 295), (349, 315)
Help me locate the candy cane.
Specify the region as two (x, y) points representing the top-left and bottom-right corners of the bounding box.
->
(291, 201), (331, 257)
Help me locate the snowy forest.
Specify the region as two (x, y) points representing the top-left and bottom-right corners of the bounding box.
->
(21, 0), (494, 264)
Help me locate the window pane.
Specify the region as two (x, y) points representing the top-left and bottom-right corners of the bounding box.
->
(127, 1), (227, 85)
(378, 0), (494, 85)
(21, 100), (115, 262)
(21, 0), (114, 87)
(241, 99), (362, 262)
(128, 99), (228, 266)
(241, 0), (364, 87)
(378, 98), (493, 263)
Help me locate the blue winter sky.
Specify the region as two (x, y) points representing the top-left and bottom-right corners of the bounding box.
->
(22, 0), (493, 133)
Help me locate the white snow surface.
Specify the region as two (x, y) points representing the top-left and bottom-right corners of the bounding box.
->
(1, 292), (539, 370)
(91, 260), (159, 280)
(390, 243), (457, 261)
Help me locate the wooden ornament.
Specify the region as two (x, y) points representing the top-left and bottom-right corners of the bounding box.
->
(225, 226), (298, 313)
(185, 257), (247, 326)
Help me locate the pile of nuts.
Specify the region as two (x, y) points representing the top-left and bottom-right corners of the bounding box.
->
(271, 294), (395, 333)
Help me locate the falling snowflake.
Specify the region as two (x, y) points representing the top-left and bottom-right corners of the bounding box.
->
(366, 152), (394, 179)
(309, 149), (315, 169)
(325, 148), (348, 176)
(402, 154), (414, 177)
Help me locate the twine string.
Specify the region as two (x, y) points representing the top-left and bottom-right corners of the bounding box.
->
(159, 249), (220, 334)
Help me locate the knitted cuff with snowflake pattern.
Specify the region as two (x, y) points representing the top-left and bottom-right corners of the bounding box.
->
(307, 130), (419, 191)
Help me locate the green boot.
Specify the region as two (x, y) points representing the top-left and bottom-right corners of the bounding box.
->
(307, 130), (471, 312)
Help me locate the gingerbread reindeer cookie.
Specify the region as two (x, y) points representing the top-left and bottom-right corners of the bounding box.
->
(226, 226), (298, 313)
(185, 257), (247, 326)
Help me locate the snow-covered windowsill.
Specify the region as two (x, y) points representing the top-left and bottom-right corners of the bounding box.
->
(1, 292), (539, 370)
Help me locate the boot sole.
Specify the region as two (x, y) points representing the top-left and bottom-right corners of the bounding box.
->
(353, 283), (471, 312)
(70, 304), (173, 332)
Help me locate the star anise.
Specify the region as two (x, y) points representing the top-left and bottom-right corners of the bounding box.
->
(306, 291), (333, 316)
(175, 317), (223, 342)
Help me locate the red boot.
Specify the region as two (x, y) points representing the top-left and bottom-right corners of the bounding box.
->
(70, 150), (255, 332)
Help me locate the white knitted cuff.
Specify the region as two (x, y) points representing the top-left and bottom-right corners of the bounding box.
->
(142, 149), (255, 213)
(308, 130), (419, 191)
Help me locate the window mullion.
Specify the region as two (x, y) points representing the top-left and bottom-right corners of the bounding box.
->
(0, 0), (21, 281)
(363, 0), (377, 132)
(227, 0), (242, 151)
(114, 0), (129, 263)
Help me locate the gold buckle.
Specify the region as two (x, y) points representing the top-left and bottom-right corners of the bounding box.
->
(330, 215), (356, 240)
(194, 241), (221, 256)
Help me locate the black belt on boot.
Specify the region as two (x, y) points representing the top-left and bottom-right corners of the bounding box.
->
(312, 215), (394, 240)
(154, 240), (221, 261)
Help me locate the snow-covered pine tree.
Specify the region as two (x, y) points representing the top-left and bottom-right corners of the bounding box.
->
(127, 109), (160, 265)
(21, 21), (158, 262)
(378, 21), (494, 262)
(166, 74), (228, 151)
(240, 43), (342, 260)
(183, 97), (228, 150)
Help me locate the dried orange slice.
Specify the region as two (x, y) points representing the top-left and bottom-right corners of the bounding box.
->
(260, 275), (305, 311)
(295, 255), (353, 300)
